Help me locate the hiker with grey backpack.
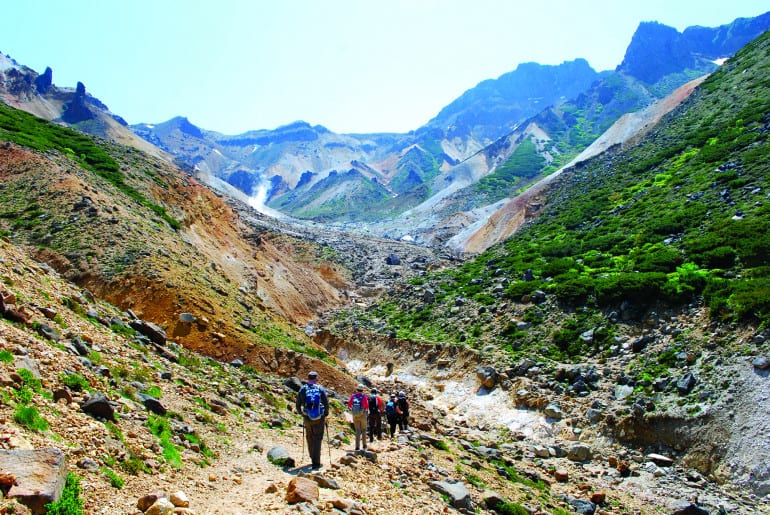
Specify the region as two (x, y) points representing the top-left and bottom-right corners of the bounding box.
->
(295, 371), (329, 469)
(347, 384), (370, 450)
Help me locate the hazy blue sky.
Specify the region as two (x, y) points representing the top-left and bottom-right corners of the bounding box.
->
(2, 1), (768, 134)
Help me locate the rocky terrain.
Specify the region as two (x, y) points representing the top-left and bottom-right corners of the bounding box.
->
(1, 12), (770, 515)
(2, 209), (769, 515)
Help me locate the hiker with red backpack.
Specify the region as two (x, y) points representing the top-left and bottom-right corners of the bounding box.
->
(367, 388), (385, 443)
(347, 384), (370, 450)
(295, 371), (329, 469)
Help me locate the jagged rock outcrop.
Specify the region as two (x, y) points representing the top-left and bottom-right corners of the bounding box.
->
(61, 81), (95, 123)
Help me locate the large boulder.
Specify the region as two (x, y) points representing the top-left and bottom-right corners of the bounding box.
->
(0, 448), (67, 515)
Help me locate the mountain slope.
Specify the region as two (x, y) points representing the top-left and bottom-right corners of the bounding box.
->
(0, 102), (358, 389)
(326, 27), (770, 508)
(455, 74), (708, 253)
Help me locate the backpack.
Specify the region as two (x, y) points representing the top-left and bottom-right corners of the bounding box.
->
(368, 395), (379, 414)
(385, 400), (396, 417)
(397, 396), (409, 415)
(351, 393), (364, 415)
(303, 384), (324, 420)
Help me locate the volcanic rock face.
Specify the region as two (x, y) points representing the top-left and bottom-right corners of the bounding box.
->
(34, 66), (52, 94)
(61, 81), (95, 123)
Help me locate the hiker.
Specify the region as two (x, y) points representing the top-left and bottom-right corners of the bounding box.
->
(396, 390), (410, 432)
(295, 371), (329, 469)
(347, 384), (370, 450)
(367, 387), (385, 443)
(385, 393), (399, 438)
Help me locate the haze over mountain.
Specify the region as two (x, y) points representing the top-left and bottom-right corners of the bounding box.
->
(125, 13), (770, 250)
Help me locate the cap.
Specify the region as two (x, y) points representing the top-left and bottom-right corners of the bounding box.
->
(399, 391), (406, 397)
(371, 388), (378, 394)
(307, 371), (318, 379)
(357, 383), (365, 391)
(390, 394), (396, 398)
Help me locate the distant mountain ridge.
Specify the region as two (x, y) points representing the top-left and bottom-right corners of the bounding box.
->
(125, 13), (770, 239)
(3, 12), (769, 247)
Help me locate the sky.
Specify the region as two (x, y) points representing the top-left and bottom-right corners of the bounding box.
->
(2, 1), (768, 135)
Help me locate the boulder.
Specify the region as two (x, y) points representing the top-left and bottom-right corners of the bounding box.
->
(676, 372), (697, 395)
(385, 253), (401, 265)
(567, 444), (592, 462)
(138, 394), (167, 416)
(285, 477), (319, 504)
(129, 319), (167, 346)
(298, 471), (340, 490)
(81, 392), (115, 421)
(428, 480), (473, 512)
(544, 403), (563, 420)
(476, 366), (498, 389)
(266, 446), (295, 468)
(0, 448), (67, 515)
(145, 498), (175, 515)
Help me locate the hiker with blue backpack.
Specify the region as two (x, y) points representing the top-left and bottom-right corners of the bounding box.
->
(385, 393), (399, 438)
(295, 371), (329, 469)
(347, 384), (370, 450)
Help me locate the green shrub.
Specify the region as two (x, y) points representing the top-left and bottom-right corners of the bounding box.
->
(100, 467), (124, 489)
(14, 386), (34, 405)
(431, 440), (450, 451)
(146, 414), (182, 468)
(14, 405), (49, 432)
(60, 373), (90, 392)
(120, 456), (150, 476)
(492, 502), (530, 515)
(0, 350), (13, 363)
(553, 276), (594, 305)
(45, 472), (84, 515)
(17, 368), (42, 392)
(594, 272), (668, 306)
(144, 385), (163, 398)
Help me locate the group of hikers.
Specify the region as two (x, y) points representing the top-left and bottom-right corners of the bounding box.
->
(294, 371), (410, 469)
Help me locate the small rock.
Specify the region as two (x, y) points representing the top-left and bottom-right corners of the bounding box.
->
(285, 477), (319, 504)
(137, 493), (163, 512)
(145, 498), (175, 515)
(567, 444), (592, 462)
(646, 453), (674, 467)
(170, 491), (189, 507)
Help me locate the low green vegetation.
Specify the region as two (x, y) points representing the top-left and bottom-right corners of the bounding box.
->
(334, 31), (770, 359)
(45, 472), (84, 515)
(60, 373), (90, 392)
(100, 466), (124, 489)
(0, 103), (180, 230)
(473, 138), (546, 204)
(14, 405), (49, 432)
(146, 414), (182, 469)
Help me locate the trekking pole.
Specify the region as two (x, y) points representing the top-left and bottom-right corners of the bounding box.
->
(325, 417), (332, 464)
(301, 420), (305, 463)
